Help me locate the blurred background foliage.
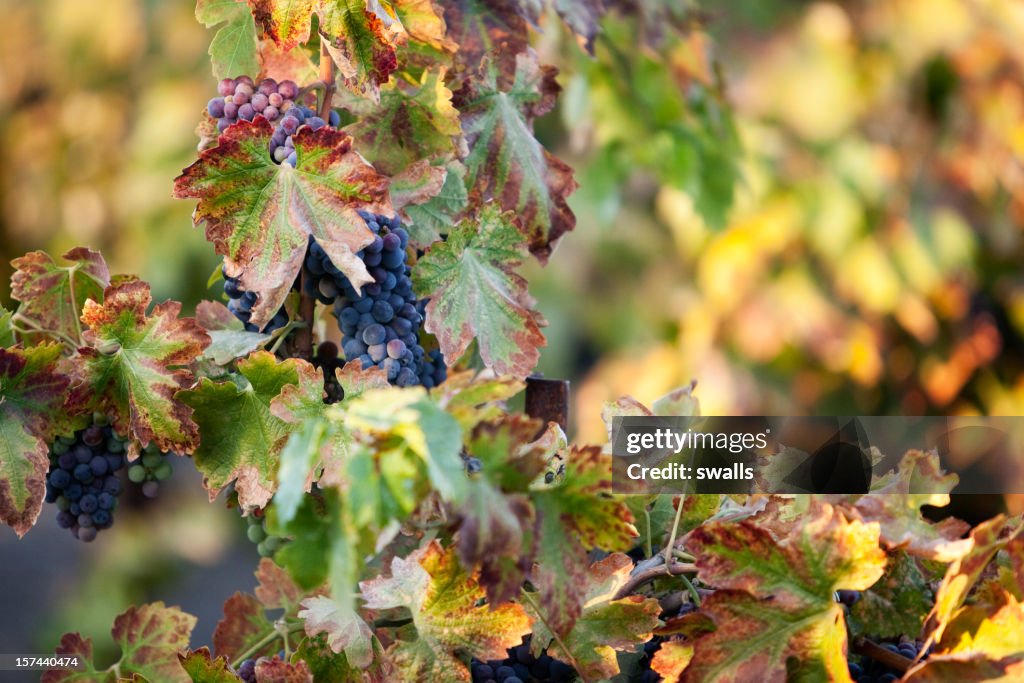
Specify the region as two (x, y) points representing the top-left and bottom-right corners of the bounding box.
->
(1, 0), (1023, 661)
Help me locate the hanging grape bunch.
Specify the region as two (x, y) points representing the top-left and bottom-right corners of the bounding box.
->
(222, 266), (292, 335)
(126, 442), (175, 499)
(44, 415), (128, 542)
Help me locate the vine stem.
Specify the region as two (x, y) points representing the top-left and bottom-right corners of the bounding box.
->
(234, 621), (306, 663)
(852, 637), (915, 674)
(520, 590), (588, 683)
(612, 561), (698, 601)
(663, 493), (686, 567)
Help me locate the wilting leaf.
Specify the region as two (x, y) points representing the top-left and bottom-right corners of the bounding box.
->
(10, 247), (109, 344)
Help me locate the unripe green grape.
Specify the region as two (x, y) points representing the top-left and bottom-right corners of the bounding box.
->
(263, 536), (285, 553)
(154, 461), (173, 481)
(256, 539), (275, 557)
(128, 465), (147, 483)
(141, 452), (163, 469)
(56, 496), (70, 512)
(52, 441), (70, 456)
(106, 438), (124, 453)
(247, 524), (267, 543)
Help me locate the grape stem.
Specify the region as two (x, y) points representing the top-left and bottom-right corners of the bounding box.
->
(612, 561), (698, 601)
(852, 637), (915, 674)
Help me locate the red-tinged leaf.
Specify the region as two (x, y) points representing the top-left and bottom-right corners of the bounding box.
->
(214, 592), (274, 661)
(72, 280), (210, 454)
(345, 70), (462, 176)
(444, 0), (531, 87)
(257, 38), (318, 83)
(196, 301), (244, 332)
(390, 161), (448, 215)
(319, 0), (400, 100)
(530, 445), (639, 636)
(174, 119), (392, 327)
(551, 0), (604, 52)
(196, 0), (260, 80)
(904, 653), (1024, 682)
(847, 550), (934, 639)
(922, 515), (1022, 648)
(390, 0), (458, 52)
(435, 371), (525, 432)
(297, 595), (374, 668)
(254, 557), (305, 612)
(248, 0), (315, 49)
(360, 540), (532, 682)
(178, 351), (301, 508)
(652, 640), (696, 682)
(10, 247), (110, 345)
(937, 584), (1024, 657)
(41, 632), (102, 683)
(682, 500), (886, 682)
(852, 449), (973, 562)
(0, 344), (70, 536)
(179, 647), (238, 683)
(413, 205), (545, 377)
(111, 603), (196, 683)
(255, 655), (314, 683)
(457, 485), (534, 605)
(999, 536), (1024, 599)
(528, 553), (662, 680)
(457, 52), (577, 261)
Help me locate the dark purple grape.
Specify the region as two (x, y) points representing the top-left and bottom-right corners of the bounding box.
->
(207, 97), (226, 118)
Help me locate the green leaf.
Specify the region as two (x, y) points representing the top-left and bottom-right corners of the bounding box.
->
(0, 344), (70, 536)
(203, 330), (272, 365)
(42, 633), (103, 683)
(360, 540), (532, 682)
(179, 648), (238, 683)
(458, 52), (577, 261)
(174, 120), (392, 328)
(177, 351), (300, 507)
(682, 500), (886, 682)
(298, 595), (374, 669)
(527, 553), (662, 681)
(10, 247), (109, 345)
(345, 69), (462, 175)
(403, 162), (468, 247)
(72, 280), (210, 454)
(531, 445), (639, 636)
(320, 0), (401, 99)
(848, 550), (933, 639)
(413, 205), (545, 377)
(0, 306), (14, 347)
(292, 633), (375, 683)
(196, 0), (260, 80)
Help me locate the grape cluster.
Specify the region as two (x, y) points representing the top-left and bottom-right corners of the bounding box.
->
(126, 442), (174, 499)
(223, 266), (291, 335)
(848, 638), (928, 683)
(207, 75), (340, 167)
(45, 416), (128, 542)
(470, 636), (575, 683)
(245, 507), (287, 558)
(305, 211), (446, 388)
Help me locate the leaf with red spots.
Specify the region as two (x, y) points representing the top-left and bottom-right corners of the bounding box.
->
(413, 204), (545, 377)
(178, 648), (238, 683)
(70, 280), (210, 454)
(41, 632), (102, 683)
(0, 344), (70, 536)
(530, 445), (639, 637)
(10, 247), (109, 345)
(174, 119), (392, 328)
(444, 0), (531, 87)
(177, 351), (301, 508)
(681, 500), (886, 682)
(457, 52), (577, 261)
(255, 656), (314, 682)
(527, 553), (662, 680)
(360, 540), (532, 682)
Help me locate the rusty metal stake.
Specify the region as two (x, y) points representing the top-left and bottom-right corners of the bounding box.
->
(525, 375), (570, 435)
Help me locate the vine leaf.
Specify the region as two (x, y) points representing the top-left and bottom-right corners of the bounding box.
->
(0, 306), (14, 347)
(391, 0), (458, 52)
(388, 161), (448, 217)
(177, 351), (301, 508)
(344, 69), (462, 175)
(0, 344), (70, 536)
(682, 500), (886, 682)
(45, 602), (197, 683)
(257, 38), (318, 83)
(652, 641), (696, 682)
(444, 0), (530, 86)
(297, 595), (374, 668)
(922, 515), (1022, 649)
(852, 449), (973, 562)
(550, 0), (603, 52)
(255, 655), (314, 682)
(293, 633), (389, 683)
(413, 205), (545, 377)
(530, 445), (639, 637)
(10, 247), (109, 344)
(904, 655), (1024, 682)
(174, 119), (392, 328)
(196, 0), (260, 80)
(360, 540), (533, 682)
(457, 52), (577, 261)
(403, 161), (468, 247)
(214, 593), (273, 661)
(179, 648), (238, 683)
(527, 553), (662, 680)
(71, 280), (210, 455)
(197, 301), (272, 364)
(847, 550), (933, 639)
(435, 371), (525, 432)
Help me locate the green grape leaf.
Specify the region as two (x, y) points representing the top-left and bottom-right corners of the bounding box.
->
(0, 306), (14, 347)
(297, 595), (374, 669)
(70, 280), (210, 454)
(293, 633), (387, 683)
(345, 69), (462, 175)
(853, 450), (973, 562)
(457, 482), (533, 605)
(202, 329), (272, 365)
(42, 633), (103, 683)
(196, 0), (260, 80)
(413, 205), (545, 377)
(174, 120), (392, 328)
(179, 648), (238, 683)
(435, 370), (525, 432)
(114, 603), (197, 683)
(922, 515), (1022, 649)
(389, 161), (448, 217)
(214, 592), (273, 660)
(254, 655), (314, 682)
(457, 52), (577, 261)
(0, 344), (70, 536)
(682, 500), (886, 682)
(403, 161), (468, 247)
(360, 540), (532, 682)
(848, 550), (933, 639)
(177, 351), (301, 507)
(527, 553), (662, 680)
(531, 445), (639, 636)
(10, 247), (109, 345)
